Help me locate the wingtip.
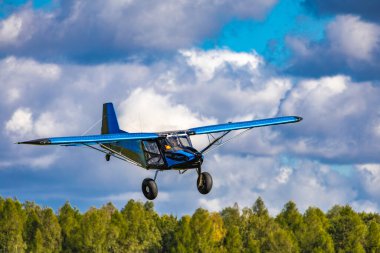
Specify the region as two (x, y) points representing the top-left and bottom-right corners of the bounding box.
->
(16, 138), (51, 145)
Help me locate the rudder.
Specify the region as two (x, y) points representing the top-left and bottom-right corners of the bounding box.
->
(101, 103), (122, 134)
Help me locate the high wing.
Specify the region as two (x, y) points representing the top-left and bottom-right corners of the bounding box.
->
(18, 132), (159, 146)
(187, 116), (302, 135)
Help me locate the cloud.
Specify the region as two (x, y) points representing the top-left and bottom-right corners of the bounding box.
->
(286, 15), (380, 80)
(181, 49), (263, 81)
(279, 75), (380, 163)
(0, 14), (23, 44)
(303, 0), (380, 23)
(328, 15), (380, 61)
(118, 88), (216, 132)
(356, 164), (380, 199)
(202, 154), (361, 214)
(2, 48), (380, 214)
(0, 0), (277, 62)
(5, 107), (33, 137)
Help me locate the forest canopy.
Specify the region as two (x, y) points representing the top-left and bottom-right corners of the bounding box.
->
(0, 196), (379, 253)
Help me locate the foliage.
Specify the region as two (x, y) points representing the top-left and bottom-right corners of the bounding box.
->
(0, 196), (379, 252)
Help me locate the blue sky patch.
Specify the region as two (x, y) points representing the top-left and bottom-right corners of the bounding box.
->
(203, 0), (331, 66)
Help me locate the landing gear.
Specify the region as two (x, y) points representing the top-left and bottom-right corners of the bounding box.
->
(105, 153), (111, 161)
(197, 170), (213, 194)
(142, 178), (158, 200)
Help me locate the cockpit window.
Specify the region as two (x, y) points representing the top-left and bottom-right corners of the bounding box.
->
(165, 135), (192, 151)
(142, 141), (164, 166)
(179, 136), (191, 147)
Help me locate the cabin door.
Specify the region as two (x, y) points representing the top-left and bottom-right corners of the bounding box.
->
(142, 140), (164, 167)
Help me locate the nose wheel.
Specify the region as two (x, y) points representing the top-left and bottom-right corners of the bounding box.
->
(196, 169), (213, 194)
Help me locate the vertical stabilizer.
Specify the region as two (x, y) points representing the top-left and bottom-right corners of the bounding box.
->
(101, 103), (122, 134)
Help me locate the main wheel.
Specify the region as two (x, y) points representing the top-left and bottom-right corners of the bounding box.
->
(105, 153), (111, 161)
(197, 172), (213, 194)
(142, 178), (158, 200)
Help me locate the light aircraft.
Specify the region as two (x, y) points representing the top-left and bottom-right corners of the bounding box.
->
(18, 103), (302, 200)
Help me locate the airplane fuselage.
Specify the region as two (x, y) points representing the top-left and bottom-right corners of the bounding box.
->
(101, 134), (203, 170)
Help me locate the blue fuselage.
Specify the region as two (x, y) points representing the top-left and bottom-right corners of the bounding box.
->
(101, 135), (203, 170)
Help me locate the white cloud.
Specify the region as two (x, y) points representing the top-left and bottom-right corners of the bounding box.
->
(275, 166), (292, 184)
(34, 112), (67, 137)
(198, 154), (360, 214)
(28, 153), (59, 169)
(356, 164), (380, 198)
(0, 0), (277, 59)
(181, 49), (263, 81)
(328, 15), (380, 61)
(0, 57), (61, 104)
(199, 198), (222, 212)
(280, 75), (380, 162)
(0, 15), (23, 44)
(5, 107), (33, 136)
(118, 88), (216, 132)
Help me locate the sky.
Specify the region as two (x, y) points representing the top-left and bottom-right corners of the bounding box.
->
(1, 0), (380, 216)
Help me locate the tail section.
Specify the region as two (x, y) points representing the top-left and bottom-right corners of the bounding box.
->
(101, 103), (123, 134)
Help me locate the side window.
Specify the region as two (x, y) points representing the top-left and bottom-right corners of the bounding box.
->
(142, 141), (164, 166)
(179, 136), (192, 147)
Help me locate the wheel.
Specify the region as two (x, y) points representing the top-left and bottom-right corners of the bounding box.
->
(105, 153), (111, 161)
(142, 178), (158, 200)
(197, 172), (213, 194)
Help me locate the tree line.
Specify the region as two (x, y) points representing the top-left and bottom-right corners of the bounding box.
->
(0, 196), (379, 253)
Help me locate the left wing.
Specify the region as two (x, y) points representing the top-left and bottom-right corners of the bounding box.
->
(18, 132), (159, 146)
(187, 116), (302, 135)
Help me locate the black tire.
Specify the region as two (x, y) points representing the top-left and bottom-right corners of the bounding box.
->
(105, 154), (111, 161)
(197, 172), (213, 194)
(142, 178), (158, 200)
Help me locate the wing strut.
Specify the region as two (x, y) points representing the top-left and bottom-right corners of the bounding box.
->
(201, 128), (254, 155)
(83, 144), (143, 167)
(200, 131), (231, 154)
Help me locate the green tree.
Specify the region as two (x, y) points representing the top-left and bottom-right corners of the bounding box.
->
(77, 207), (109, 253)
(24, 202), (61, 253)
(244, 198), (299, 253)
(299, 207), (334, 253)
(102, 202), (124, 253)
(158, 214), (178, 252)
(221, 203), (243, 253)
(171, 215), (192, 253)
(266, 228), (299, 253)
(0, 198), (26, 253)
(58, 202), (81, 253)
(120, 200), (161, 252)
(365, 220), (380, 253)
(327, 205), (367, 252)
(276, 201), (303, 233)
(189, 208), (226, 252)
(224, 225), (243, 253)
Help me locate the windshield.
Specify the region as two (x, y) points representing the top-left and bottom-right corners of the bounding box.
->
(165, 135), (192, 151)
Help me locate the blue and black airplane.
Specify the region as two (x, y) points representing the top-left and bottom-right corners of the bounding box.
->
(18, 103), (302, 200)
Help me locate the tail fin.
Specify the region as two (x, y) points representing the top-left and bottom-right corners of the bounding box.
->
(101, 103), (122, 134)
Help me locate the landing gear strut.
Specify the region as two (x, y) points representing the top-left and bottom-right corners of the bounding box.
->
(196, 167), (213, 194)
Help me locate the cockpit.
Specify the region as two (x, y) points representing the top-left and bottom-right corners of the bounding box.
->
(142, 135), (195, 168)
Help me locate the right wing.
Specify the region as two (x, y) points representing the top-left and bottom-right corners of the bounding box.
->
(187, 116), (302, 135)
